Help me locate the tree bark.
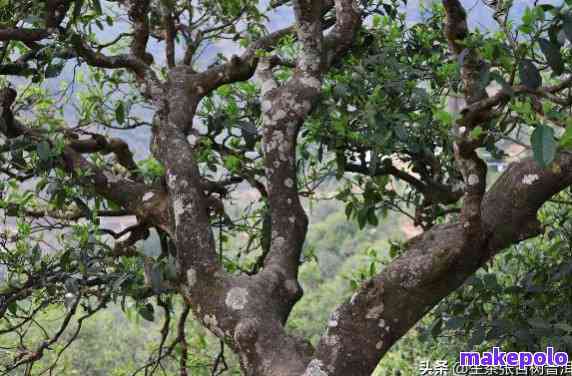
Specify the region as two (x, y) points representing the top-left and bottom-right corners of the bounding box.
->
(305, 153), (572, 375)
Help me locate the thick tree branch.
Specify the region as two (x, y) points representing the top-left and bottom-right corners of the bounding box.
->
(68, 135), (143, 181)
(308, 152), (572, 375)
(257, 0), (323, 281)
(0, 28), (50, 43)
(443, 0), (488, 239)
(69, 34), (152, 78)
(128, 0), (151, 61)
(345, 160), (463, 207)
(258, 0), (361, 280)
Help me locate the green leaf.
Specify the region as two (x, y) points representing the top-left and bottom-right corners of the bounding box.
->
(344, 202), (353, 219)
(433, 108), (455, 127)
(333, 83), (350, 99)
(357, 208), (368, 229)
(7, 302), (18, 315)
(430, 318), (443, 338)
(519, 60), (542, 90)
(368, 261), (376, 276)
(469, 126), (483, 140)
(479, 64), (491, 88)
(115, 102), (125, 125)
(223, 155), (241, 172)
(36, 141), (51, 161)
(560, 122), (572, 149)
(548, 24), (561, 45)
(91, 0), (102, 14)
(163, 256), (178, 281)
(45, 63), (65, 78)
(445, 317), (465, 330)
(149, 264), (163, 293)
(367, 207), (378, 226)
(137, 303), (155, 322)
(483, 273), (500, 290)
(538, 4), (555, 12)
(563, 15), (572, 43)
(539, 38), (564, 75)
(72, 0), (85, 23)
(531, 124), (556, 167)
(528, 318), (552, 329)
(35, 178), (48, 194)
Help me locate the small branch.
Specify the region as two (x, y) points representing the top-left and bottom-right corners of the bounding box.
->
(211, 340), (228, 376)
(69, 33), (151, 79)
(128, 0), (151, 61)
(178, 303), (191, 376)
(0, 29), (50, 43)
(68, 135), (143, 182)
(162, 2), (176, 68)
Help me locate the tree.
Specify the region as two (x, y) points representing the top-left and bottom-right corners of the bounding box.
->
(1, 0), (572, 374)
(411, 185), (572, 355)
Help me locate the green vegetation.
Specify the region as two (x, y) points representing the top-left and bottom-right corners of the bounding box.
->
(6, 186), (572, 374)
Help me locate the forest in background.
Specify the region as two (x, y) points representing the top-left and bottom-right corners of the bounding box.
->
(5, 182), (572, 375)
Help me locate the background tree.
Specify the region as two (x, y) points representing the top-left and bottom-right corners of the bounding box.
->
(2, 0), (572, 375)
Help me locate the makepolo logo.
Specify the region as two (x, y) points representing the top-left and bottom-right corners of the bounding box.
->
(459, 347), (569, 368)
